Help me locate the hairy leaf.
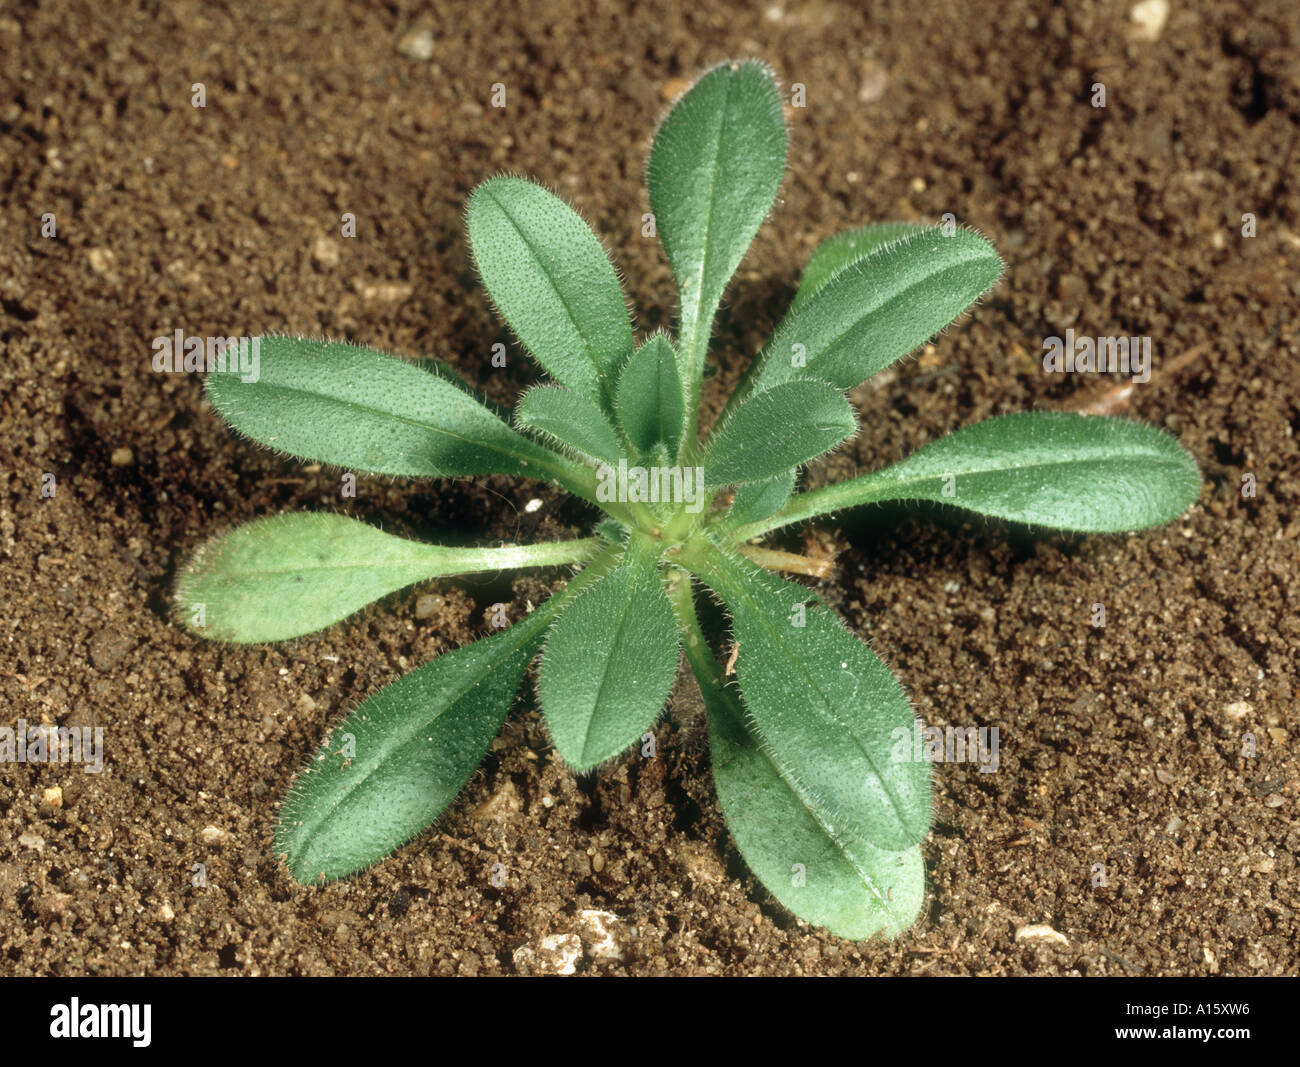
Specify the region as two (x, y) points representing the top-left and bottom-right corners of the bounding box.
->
(747, 412), (1202, 536)
(467, 177), (634, 407)
(684, 542), (930, 851)
(725, 469), (797, 529)
(702, 380), (855, 487)
(517, 385), (621, 466)
(277, 598), (553, 882)
(617, 335), (685, 456)
(206, 336), (565, 481)
(176, 512), (599, 643)
(670, 578), (924, 939)
(790, 222), (928, 312)
(538, 540), (679, 771)
(649, 60), (786, 389)
(754, 227), (1003, 392)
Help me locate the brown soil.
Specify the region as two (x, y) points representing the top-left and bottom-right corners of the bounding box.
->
(2, 0), (1297, 976)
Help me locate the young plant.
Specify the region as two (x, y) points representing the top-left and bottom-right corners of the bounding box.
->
(177, 60), (1201, 940)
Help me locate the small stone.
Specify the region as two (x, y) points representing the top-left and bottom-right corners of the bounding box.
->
(474, 779), (521, 821)
(513, 932), (581, 976)
(416, 594), (442, 619)
(199, 825), (232, 846)
(1164, 815), (1184, 835)
(661, 77), (691, 103)
(1224, 701), (1252, 720)
(1129, 0), (1169, 41)
(858, 60), (888, 103)
(357, 280), (413, 304)
(591, 852), (605, 873)
(158, 902), (175, 922)
(1250, 854), (1276, 874)
(576, 909), (624, 962)
(397, 27), (435, 61)
(1264, 794), (1284, 808)
(296, 692), (317, 713)
(18, 832), (44, 852)
(110, 446), (134, 466)
(311, 236), (340, 268)
(43, 786), (63, 810)
(87, 248), (116, 275)
(1015, 923), (1069, 946)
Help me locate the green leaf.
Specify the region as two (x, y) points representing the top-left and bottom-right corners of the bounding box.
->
(748, 412), (1202, 536)
(277, 545), (621, 882)
(649, 60), (787, 391)
(754, 226), (1003, 392)
(409, 357), (482, 397)
(175, 512), (601, 643)
(709, 694), (925, 940)
(538, 539), (679, 771)
(725, 469), (796, 529)
(670, 577), (923, 939)
(467, 177), (634, 408)
(517, 385), (621, 466)
(206, 336), (564, 481)
(683, 541), (931, 851)
(702, 380), (856, 487)
(790, 223), (928, 312)
(276, 601), (552, 883)
(617, 335), (684, 456)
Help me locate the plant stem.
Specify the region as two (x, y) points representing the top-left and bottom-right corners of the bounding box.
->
(727, 472), (900, 542)
(735, 544), (832, 579)
(434, 536), (605, 576)
(666, 568), (740, 720)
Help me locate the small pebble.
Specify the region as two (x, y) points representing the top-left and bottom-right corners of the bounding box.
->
(43, 786), (63, 810)
(87, 248), (115, 275)
(661, 77), (690, 102)
(397, 27), (435, 60)
(576, 909), (624, 962)
(1250, 854), (1275, 874)
(416, 594), (441, 619)
(311, 236), (340, 268)
(110, 447), (134, 466)
(199, 825), (232, 846)
(1015, 923), (1069, 946)
(858, 60), (888, 103)
(1129, 0), (1169, 41)
(513, 933), (581, 975)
